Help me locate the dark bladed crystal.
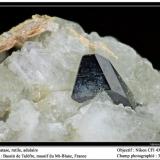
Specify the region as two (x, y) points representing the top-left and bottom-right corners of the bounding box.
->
(71, 54), (137, 109)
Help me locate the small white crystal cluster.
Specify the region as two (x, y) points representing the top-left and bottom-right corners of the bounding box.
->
(0, 17), (160, 142)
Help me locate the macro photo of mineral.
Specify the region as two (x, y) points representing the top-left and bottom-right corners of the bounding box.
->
(0, 14), (160, 142)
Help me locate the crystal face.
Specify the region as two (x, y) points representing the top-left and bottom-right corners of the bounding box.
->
(72, 54), (136, 109)
(72, 54), (110, 102)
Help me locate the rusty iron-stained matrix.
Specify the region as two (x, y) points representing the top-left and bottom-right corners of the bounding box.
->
(0, 15), (117, 59)
(0, 15), (52, 53)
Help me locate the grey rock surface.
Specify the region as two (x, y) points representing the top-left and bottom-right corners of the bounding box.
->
(0, 16), (160, 142)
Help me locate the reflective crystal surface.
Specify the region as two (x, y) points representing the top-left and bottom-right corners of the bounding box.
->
(72, 54), (136, 109)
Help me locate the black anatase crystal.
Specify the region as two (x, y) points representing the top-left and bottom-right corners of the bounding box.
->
(71, 54), (137, 109)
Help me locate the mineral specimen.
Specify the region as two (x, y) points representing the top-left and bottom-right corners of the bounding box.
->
(71, 54), (137, 109)
(0, 15), (160, 142)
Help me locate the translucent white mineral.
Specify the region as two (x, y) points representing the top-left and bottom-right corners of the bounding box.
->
(0, 15), (160, 142)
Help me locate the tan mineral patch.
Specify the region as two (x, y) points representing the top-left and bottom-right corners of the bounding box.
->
(0, 14), (53, 53)
(0, 14), (118, 60)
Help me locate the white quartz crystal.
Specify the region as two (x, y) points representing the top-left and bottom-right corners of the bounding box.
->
(0, 16), (160, 142)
